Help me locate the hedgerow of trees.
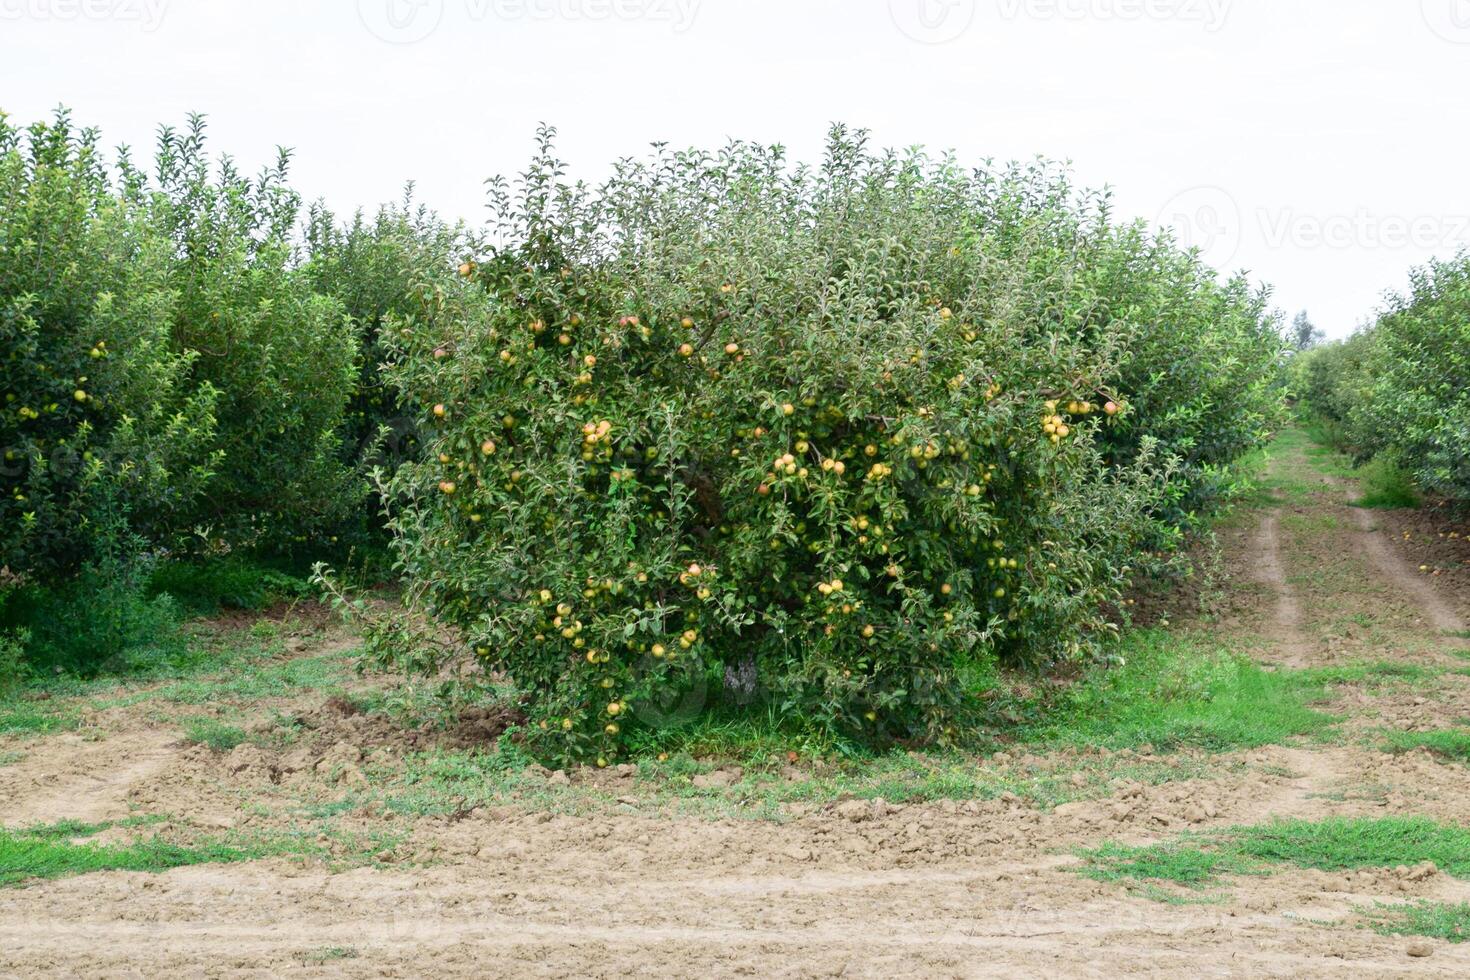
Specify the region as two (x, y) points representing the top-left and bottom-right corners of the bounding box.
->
(1295, 253), (1470, 503)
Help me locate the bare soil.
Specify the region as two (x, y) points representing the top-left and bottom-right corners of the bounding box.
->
(3, 435), (1470, 978)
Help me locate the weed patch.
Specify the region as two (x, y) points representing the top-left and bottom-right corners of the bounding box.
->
(150, 558), (310, 615)
(1025, 629), (1337, 753)
(182, 717), (249, 753)
(0, 821), (260, 887)
(1381, 730), (1470, 764)
(1080, 817), (1470, 898)
(1352, 459), (1421, 509)
(1362, 901), (1470, 943)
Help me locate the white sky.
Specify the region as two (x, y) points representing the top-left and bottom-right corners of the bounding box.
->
(5, 0), (1469, 338)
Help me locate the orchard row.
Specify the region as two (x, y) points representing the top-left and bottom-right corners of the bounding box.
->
(1295, 254), (1470, 503)
(1, 114), (1296, 753)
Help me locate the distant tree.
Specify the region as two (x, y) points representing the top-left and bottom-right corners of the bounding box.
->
(1290, 310), (1325, 351)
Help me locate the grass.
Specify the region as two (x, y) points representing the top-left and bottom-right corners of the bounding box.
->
(337, 620), (1345, 818)
(1240, 429), (1333, 505)
(1382, 729), (1470, 764)
(1296, 416), (1422, 509)
(1352, 458), (1421, 510)
(1306, 661), (1442, 689)
(1363, 901), (1470, 943)
(149, 557), (310, 615)
(297, 947), (361, 964)
(0, 699), (80, 737)
(1079, 817), (1470, 896)
(332, 620), (1351, 819)
(182, 717), (249, 753)
(1078, 840), (1261, 888)
(1233, 817), (1470, 876)
(0, 817), (404, 888)
(623, 709), (858, 765)
(144, 649), (358, 706)
(0, 820), (264, 887)
(339, 738), (1238, 823)
(1023, 628), (1338, 753)
(0, 618), (360, 741)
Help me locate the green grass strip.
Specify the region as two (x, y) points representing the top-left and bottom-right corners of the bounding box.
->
(1382, 730), (1470, 764)
(1079, 817), (1470, 891)
(1363, 901), (1470, 943)
(1029, 628), (1338, 753)
(0, 821), (263, 887)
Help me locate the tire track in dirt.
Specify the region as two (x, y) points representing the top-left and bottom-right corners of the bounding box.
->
(1240, 508), (1355, 814)
(4, 862), (1469, 979)
(1251, 511), (1313, 667)
(1334, 484), (1467, 640)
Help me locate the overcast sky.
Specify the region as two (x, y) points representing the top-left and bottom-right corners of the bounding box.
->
(5, 0), (1469, 337)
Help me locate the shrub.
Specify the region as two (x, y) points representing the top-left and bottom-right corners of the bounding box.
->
(1, 526), (186, 677)
(1359, 254), (1470, 501)
(1093, 230), (1285, 524)
(302, 197), (476, 550)
(1297, 253), (1470, 503)
(0, 110), (219, 579)
(376, 128), (1276, 763)
(148, 556), (309, 613)
(0, 626), (25, 695)
(144, 116), (364, 553)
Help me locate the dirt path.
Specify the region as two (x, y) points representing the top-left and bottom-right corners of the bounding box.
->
(1251, 504), (1310, 667)
(1336, 488), (1466, 640)
(0, 729), (183, 830)
(2, 432), (1470, 978)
